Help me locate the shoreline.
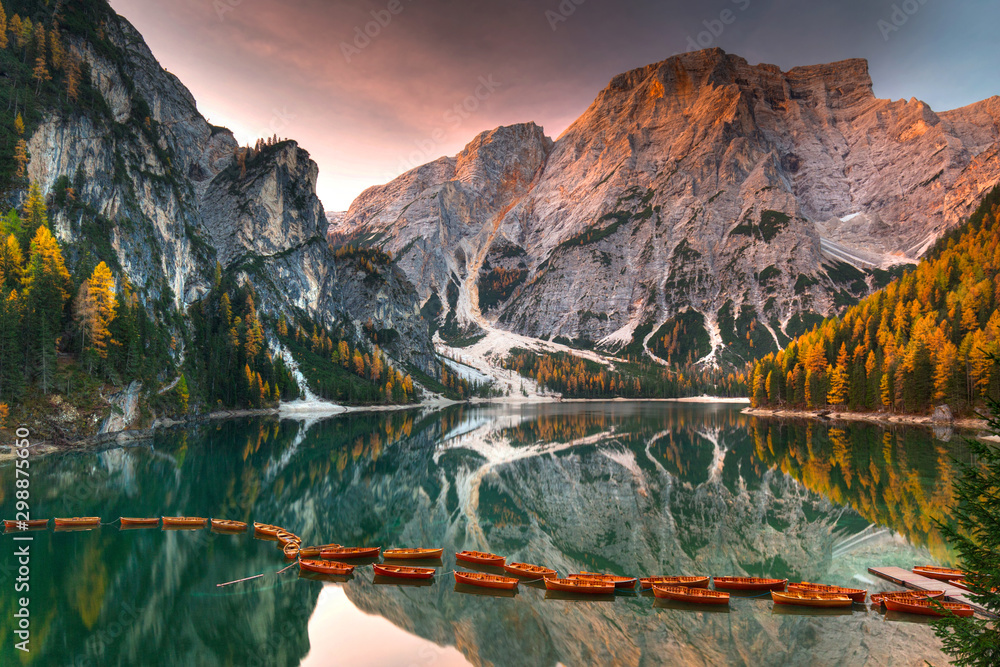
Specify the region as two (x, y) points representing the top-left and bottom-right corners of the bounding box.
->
(3, 395), (750, 459)
(742, 407), (990, 433)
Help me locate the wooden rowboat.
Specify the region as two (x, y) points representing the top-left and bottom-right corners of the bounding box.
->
(300, 559), (355, 576)
(211, 519), (247, 532)
(373, 564), (435, 580)
(947, 579), (995, 594)
(912, 565), (966, 582)
(283, 543), (300, 559)
(771, 590), (853, 608)
(504, 562), (557, 579)
(454, 571), (519, 591)
(54, 517), (101, 527)
(713, 576), (787, 591)
(298, 544), (341, 558)
(162, 517), (207, 528)
(789, 582), (867, 603)
(871, 590), (945, 607)
(456, 550), (506, 567)
(120, 517), (160, 527)
(652, 585), (730, 605)
(383, 548), (444, 560)
(569, 573), (637, 590)
(319, 546), (381, 560)
(253, 522), (282, 538)
(544, 577), (615, 595)
(275, 530), (302, 546)
(884, 597), (974, 617)
(640, 576), (710, 590)
(4, 519), (49, 530)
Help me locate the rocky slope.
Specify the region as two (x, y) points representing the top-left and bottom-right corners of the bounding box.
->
(22, 0), (434, 378)
(338, 49), (1000, 366)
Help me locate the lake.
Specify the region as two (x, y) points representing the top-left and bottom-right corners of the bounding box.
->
(0, 403), (969, 666)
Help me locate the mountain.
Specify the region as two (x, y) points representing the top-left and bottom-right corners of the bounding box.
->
(336, 49), (1000, 367)
(749, 186), (1000, 416)
(1, 0), (436, 429)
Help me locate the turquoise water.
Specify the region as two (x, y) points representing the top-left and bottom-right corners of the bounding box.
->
(0, 403), (967, 665)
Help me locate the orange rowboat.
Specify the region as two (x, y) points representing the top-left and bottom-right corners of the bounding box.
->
(253, 523), (282, 538)
(771, 591), (853, 608)
(504, 562), (557, 579)
(300, 559), (355, 576)
(788, 582), (867, 603)
(569, 573), (637, 589)
(373, 564), (435, 580)
(275, 530), (302, 546)
(652, 585), (730, 605)
(283, 543), (300, 559)
(211, 519), (247, 532)
(454, 571), (519, 591)
(120, 517), (160, 527)
(884, 597), (974, 617)
(912, 566), (967, 582)
(871, 590), (945, 607)
(545, 577), (615, 595)
(4, 519), (49, 530)
(319, 546), (381, 560)
(947, 579), (996, 594)
(383, 548), (443, 560)
(640, 576), (710, 590)
(162, 517), (207, 528)
(713, 577), (787, 591)
(298, 544), (341, 558)
(456, 550), (505, 567)
(55, 517), (101, 527)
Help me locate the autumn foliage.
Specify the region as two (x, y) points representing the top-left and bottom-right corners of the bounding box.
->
(751, 187), (1000, 414)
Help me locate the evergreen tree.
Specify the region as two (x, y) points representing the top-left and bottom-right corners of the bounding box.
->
(21, 182), (48, 247)
(934, 395), (1000, 665)
(827, 343), (851, 406)
(176, 374), (189, 414)
(0, 233), (22, 290)
(0, 290), (23, 400)
(0, 2), (7, 51)
(23, 226), (71, 393)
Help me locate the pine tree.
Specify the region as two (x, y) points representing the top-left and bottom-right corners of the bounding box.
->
(827, 343), (851, 406)
(9, 15), (23, 50)
(0, 234), (22, 291)
(65, 54), (81, 102)
(934, 396), (1000, 665)
(23, 226), (71, 394)
(0, 290), (23, 400)
(75, 262), (116, 363)
(0, 2), (8, 51)
(13, 140), (28, 180)
(49, 27), (63, 70)
(21, 182), (47, 245)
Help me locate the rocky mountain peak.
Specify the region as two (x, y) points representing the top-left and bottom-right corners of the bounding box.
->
(338, 49), (1000, 366)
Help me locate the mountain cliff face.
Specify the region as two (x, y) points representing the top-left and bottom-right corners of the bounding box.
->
(338, 49), (1000, 366)
(22, 0), (433, 377)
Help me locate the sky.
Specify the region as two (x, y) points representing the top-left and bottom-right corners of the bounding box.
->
(109, 0), (1000, 211)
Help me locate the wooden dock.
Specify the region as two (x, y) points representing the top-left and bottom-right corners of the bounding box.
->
(869, 566), (995, 618)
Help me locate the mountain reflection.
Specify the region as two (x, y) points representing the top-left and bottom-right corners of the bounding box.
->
(0, 403), (963, 666)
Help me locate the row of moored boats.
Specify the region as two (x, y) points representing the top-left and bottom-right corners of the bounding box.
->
(2, 519), (978, 617)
